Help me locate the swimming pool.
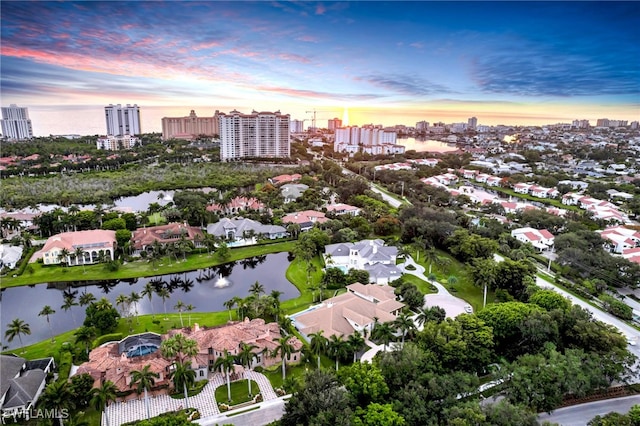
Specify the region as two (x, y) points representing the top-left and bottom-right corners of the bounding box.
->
(127, 344), (159, 358)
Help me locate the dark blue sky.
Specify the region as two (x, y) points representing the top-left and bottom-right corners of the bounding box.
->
(1, 1), (638, 126)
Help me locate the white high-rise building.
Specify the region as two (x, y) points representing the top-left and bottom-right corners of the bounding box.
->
(1, 104), (33, 140)
(105, 104), (141, 136)
(218, 110), (290, 161)
(416, 121), (429, 132)
(290, 119), (305, 133)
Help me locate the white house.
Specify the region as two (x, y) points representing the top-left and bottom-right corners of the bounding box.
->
(326, 203), (361, 216)
(598, 226), (640, 253)
(323, 239), (402, 285)
(511, 227), (555, 251)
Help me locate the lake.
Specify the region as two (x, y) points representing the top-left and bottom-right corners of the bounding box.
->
(0, 252), (298, 349)
(398, 137), (459, 153)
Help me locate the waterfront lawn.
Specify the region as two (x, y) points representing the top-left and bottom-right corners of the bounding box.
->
(281, 255), (324, 315)
(0, 241), (295, 288)
(214, 380), (258, 405)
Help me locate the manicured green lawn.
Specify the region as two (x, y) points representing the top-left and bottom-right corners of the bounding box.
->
(214, 380), (258, 405)
(401, 274), (437, 295)
(281, 255), (324, 315)
(0, 241), (295, 288)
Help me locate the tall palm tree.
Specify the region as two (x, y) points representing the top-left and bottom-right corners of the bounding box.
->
(424, 247), (439, 275)
(74, 326), (96, 355)
(4, 318), (31, 352)
(249, 281), (265, 297)
(141, 283), (156, 318)
(170, 360), (196, 409)
(327, 334), (349, 371)
(40, 380), (75, 426)
(157, 287), (171, 319)
(393, 312), (416, 345)
(74, 246), (86, 272)
(115, 294), (130, 323)
(38, 305), (56, 342)
(223, 299), (235, 321)
(347, 331), (366, 363)
(61, 295), (78, 326)
(130, 365), (159, 420)
(90, 380), (118, 426)
(186, 304), (195, 326)
(213, 350), (237, 402)
(270, 290), (283, 322)
(272, 335), (295, 381)
(129, 291), (141, 324)
(372, 322), (395, 351)
(237, 342), (258, 396)
(58, 247), (71, 267)
(309, 330), (327, 369)
(174, 300), (186, 328)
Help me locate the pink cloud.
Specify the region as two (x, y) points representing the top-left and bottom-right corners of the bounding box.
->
(296, 35), (319, 43)
(315, 4), (326, 15)
(278, 53), (311, 64)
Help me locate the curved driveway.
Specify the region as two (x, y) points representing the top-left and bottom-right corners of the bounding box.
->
(538, 395), (640, 425)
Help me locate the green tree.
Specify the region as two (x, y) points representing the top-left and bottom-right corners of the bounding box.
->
(174, 300), (186, 328)
(74, 326), (96, 355)
(372, 321), (395, 351)
(273, 335), (296, 381)
(141, 283), (156, 318)
(249, 281), (265, 297)
(327, 334), (350, 371)
(353, 403), (405, 426)
(347, 330), (366, 363)
(61, 295), (79, 326)
(213, 349), (236, 402)
(130, 365), (160, 419)
(393, 312), (416, 345)
(170, 360), (196, 409)
(69, 373), (95, 408)
(529, 289), (571, 311)
(588, 412), (632, 426)
(338, 361), (389, 406)
(160, 333), (199, 363)
(84, 298), (120, 334)
(90, 380), (118, 426)
(4, 318), (30, 353)
(309, 330), (328, 369)
(40, 380), (76, 426)
(216, 241), (230, 261)
(38, 305), (56, 342)
(237, 342), (258, 396)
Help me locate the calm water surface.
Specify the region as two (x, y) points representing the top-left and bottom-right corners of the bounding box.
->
(398, 137), (459, 153)
(0, 252), (298, 349)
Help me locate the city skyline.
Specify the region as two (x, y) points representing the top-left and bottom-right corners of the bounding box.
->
(1, 1), (639, 135)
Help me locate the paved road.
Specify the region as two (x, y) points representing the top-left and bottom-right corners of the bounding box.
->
(369, 185), (403, 208)
(197, 397), (287, 426)
(538, 395), (640, 425)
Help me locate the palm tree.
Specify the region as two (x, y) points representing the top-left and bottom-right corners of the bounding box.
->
(58, 247), (71, 267)
(223, 299), (235, 321)
(272, 335), (295, 381)
(61, 295), (78, 326)
(174, 300), (186, 328)
(157, 287), (171, 319)
(424, 247), (439, 275)
(347, 331), (366, 362)
(40, 380), (75, 426)
(115, 294), (130, 323)
(327, 334), (349, 371)
(393, 312), (416, 345)
(309, 330), (327, 369)
(74, 326), (96, 354)
(170, 360), (196, 409)
(129, 291), (141, 324)
(160, 333), (199, 363)
(90, 380), (118, 426)
(270, 290), (283, 321)
(447, 275), (459, 286)
(78, 291), (96, 308)
(213, 350), (237, 402)
(141, 283), (156, 318)
(38, 305), (56, 342)
(130, 365), (159, 420)
(372, 322), (395, 351)
(74, 247), (86, 272)
(186, 304), (195, 326)
(249, 281), (265, 297)
(237, 342), (258, 396)
(4, 318), (31, 352)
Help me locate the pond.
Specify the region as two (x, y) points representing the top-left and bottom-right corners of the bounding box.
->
(397, 137), (459, 153)
(0, 252), (299, 349)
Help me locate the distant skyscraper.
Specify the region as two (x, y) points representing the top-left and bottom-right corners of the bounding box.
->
(416, 121), (429, 131)
(1, 104), (33, 140)
(596, 118), (610, 127)
(218, 109), (290, 161)
(467, 117), (477, 130)
(328, 118), (342, 131)
(572, 119), (590, 129)
(161, 110), (219, 140)
(290, 119), (305, 133)
(105, 104), (141, 136)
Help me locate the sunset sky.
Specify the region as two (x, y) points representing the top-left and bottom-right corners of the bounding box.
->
(1, 1), (639, 131)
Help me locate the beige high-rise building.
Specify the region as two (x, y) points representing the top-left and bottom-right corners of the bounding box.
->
(328, 118), (342, 131)
(161, 110), (220, 140)
(218, 109), (290, 161)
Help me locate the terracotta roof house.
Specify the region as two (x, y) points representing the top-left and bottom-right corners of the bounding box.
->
(269, 173), (302, 185)
(326, 203), (361, 216)
(206, 217), (287, 246)
(598, 226), (640, 254)
(282, 210), (328, 231)
(1, 355), (55, 422)
(31, 230), (116, 265)
(206, 197), (265, 216)
(511, 227), (555, 251)
(292, 283), (404, 339)
(132, 223), (204, 254)
(324, 239), (402, 284)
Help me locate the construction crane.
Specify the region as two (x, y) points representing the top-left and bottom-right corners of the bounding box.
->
(305, 109), (338, 131)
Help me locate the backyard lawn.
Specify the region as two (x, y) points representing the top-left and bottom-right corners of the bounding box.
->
(214, 380), (258, 405)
